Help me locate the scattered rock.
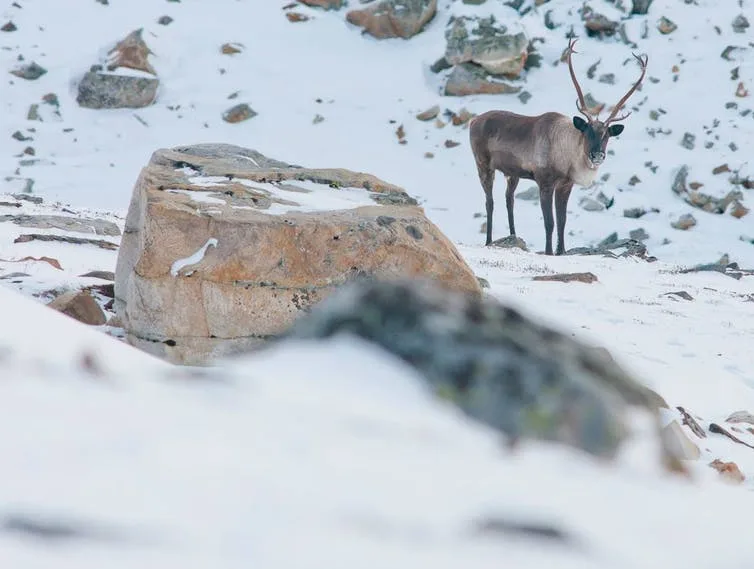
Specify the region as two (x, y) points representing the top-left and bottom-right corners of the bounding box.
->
(661, 420), (700, 460)
(735, 81), (748, 97)
(680, 132), (695, 150)
(14, 234), (118, 250)
(10, 62), (47, 80)
(0, 256), (62, 270)
(712, 163), (730, 175)
(579, 197), (604, 212)
(47, 290), (107, 326)
(671, 213), (696, 230)
(476, 276), (490, 289)
(677, 406), (707, 439)
(678, 254), (753, 280)
(663, 290), (694, 301)
(657, 17), (677, 34)
(583, 7), (619, 38)
(444, 15), (528, 77)
(312, 113), (324, 124)
(222, 103), (257, 123)
(444, 139), (460, 148)
(624, 207), (658, 219)
(114, 144), (477, 365)
(299, 0), (344, 8)
(12, 131), (32, 142)
(629, 228), (649, 241)
(77, 29), (159, 109)
(448, 107), (475, 126)
(346, 0), (437, 40)
(286, 11), (310, 22)
(729, 200), (749, 219)
(630, 0), (653, 15)
(598, 73), (615, 85)
(429, 56), (452, 73)
(444, 63), (520, 96)
(721, 45), (748, 62)
(395, 124), (406, 144)
(517, 186), (539, 201)
(79, 270), (115, 281)
(708, 459), (745, 484)
(726, 410), (754, 425)
(567, 239), (654, 261)
(732, 14), (750, 34)
(518, 91), (532, 104)
(489, 235), (527, 251)
(416, 105), (440, 121)
(106, 28), (155, 74)
(533, 272), (598, 284)
(2, 21), (17, 32)
(281, 276), (668, 461)
(157, 15), (173, 25)
(424, 152), (434, 159)
(221, 42), (244, 55)
(0, 214), (120, 236)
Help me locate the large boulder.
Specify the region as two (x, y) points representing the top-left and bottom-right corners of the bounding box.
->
(115, 144), (481, 365)
(346, 0), (437, 39)
(445, 15), (529, 77)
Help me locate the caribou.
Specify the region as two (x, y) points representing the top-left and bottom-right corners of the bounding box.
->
(469, 38), (648, 255)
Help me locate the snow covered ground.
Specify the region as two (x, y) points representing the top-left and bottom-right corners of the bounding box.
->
(2, 0), (754, 566)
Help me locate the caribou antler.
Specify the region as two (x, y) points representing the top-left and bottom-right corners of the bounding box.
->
(566, 38), (593, 120)
(604, 52), (649, 125)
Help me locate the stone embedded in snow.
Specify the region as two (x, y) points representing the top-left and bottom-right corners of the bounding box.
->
(672, 213), (697, 230)
(444, 15), (529, 78)
(582, 7), (619, 38)
(299, 0), (343, 9)
(533, 272), (599, 284)
(0, 214), (121, 236)
(631, 0), (653, 15)
(9, 61), (47, 80)
(76, 28), (159, 109)
(47, 290), (107, 326)
(709, 459), (745, 484)
(416, 104), (440, 121)
(281, 277), (675, 462)
(490, 235), (527, 250)
(725, 410), (754, 425)
(114, 143), (480, 365)
(579, 196), (605, 212)
(444, 63), (520, 96)
(657, 16), (677, 35)
(222, 103), (257, 123)
(346, 0), (437, 39)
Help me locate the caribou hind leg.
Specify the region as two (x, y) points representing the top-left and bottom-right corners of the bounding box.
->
(505, 176), (519, 237)
(538, 183), (555, 255)
(476, 160), (496, 246)
(554, 182), (573, 255)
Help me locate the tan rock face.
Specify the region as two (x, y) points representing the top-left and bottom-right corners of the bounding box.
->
(346, 0), (437, 40)
(115, 144), (480, 365)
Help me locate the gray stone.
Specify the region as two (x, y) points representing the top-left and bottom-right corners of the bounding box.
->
(671, 213), (697, 230)
(631, 0), (653, 15)
(445, 15), (528, 77)
(280, 277), (669, 460)
(444, 63), (520, 97)
(0, 214), (121, 236)
(680, 132), (695, 150)
(490, 235), (527, 251)
(579, 197), (605, 212)
(629, 228), (649, 241)
(725, 410), (754, 425)
(10, 62), (47, 80)
(76, 71), (159, 109)
(732, 14), (749, 34)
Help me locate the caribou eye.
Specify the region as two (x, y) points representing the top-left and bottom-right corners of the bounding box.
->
(572, 116), (589, 132)
(608, 124), (625, 137)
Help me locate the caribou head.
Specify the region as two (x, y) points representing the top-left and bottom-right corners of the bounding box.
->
(566, 38), (648, 169)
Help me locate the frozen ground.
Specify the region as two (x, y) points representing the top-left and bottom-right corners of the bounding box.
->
(1, 0), (754, 566)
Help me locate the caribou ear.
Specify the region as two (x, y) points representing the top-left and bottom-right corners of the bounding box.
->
(608, 124), (625, 137)
(572, 116), (589, 132)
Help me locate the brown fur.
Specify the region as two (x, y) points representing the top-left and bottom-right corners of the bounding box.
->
(470, 41), (648, 255)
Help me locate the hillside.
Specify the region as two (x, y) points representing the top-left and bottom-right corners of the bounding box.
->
(1, 0), (754, 566)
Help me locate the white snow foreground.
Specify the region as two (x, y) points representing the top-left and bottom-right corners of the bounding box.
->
(1, 287), (753, 569)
